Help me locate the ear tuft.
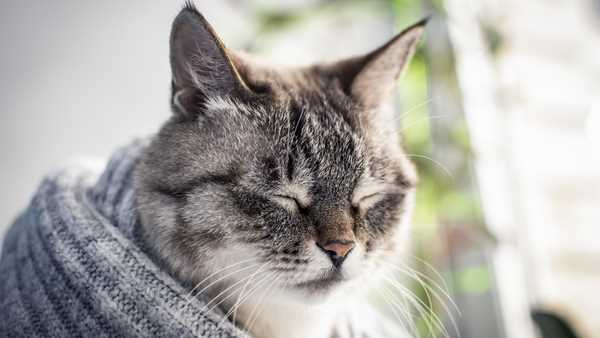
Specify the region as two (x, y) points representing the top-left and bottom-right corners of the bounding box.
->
(182, 0), (199, 13)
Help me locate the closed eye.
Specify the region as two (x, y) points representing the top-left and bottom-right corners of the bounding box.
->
(273, 195), (304, 213)
(354, 193), (386, 213)
(273, 184), (310, 213)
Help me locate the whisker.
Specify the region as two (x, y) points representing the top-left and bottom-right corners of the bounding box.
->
(379, 259), (461, 338)
(384, 275), (436, 338)
(395, 96), (439, 125)
(377, 259), (459, 314)
(402, 97), (435, 116)
(396, 265), (456, 338)
(405, 263), (460, 318)
(382, 275), (449, 338)
(186, 263), (261, 308)
(203, 262), (271, 314)
(375, 283), (417, 336)
(377, 259), (457, 337)
(184, 257), (259, 301)
(218, 270), (276, 330)
(411, 254), (456, 307)
(231, 271), (282, 331)
(367, 96), (440, 139)
(405, 154), (454, 179)
(400, 114), (450, 133)
(228, 263), (271, 326)
(245, 273), (282, 332)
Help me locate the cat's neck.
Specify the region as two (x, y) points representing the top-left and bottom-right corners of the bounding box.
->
(228, 296), (340, 338)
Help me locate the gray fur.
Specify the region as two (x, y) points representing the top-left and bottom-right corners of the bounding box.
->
(135, 4), (425, 337)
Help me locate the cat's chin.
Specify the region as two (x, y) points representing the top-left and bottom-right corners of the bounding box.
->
(295, 271), (344, 291)
(276, 287), (338, 306)
(274, 271), (355, 305)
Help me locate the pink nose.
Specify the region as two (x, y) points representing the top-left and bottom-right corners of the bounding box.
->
(317, 240), (355, 268)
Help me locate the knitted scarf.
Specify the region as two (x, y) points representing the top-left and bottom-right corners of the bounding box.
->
(0, 141), (249, 338)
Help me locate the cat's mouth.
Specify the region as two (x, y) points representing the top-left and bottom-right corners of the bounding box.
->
(294, 270), (346, 292)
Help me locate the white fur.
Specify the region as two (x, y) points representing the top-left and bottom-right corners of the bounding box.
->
(197, 239), (380, 338)
(235, 298), (338, 338)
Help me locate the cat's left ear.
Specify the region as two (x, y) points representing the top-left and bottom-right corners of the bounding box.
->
(321, 19), (427, 109)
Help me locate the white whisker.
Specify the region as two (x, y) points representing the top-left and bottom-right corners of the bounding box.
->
(382, 274), (449, 338)
(204, 262), (271, 315)
(217, 269), (276, 330)
(376, 257), (460, 337)
(383, 261), (460, 338)
(375, 283), (417, 336)
(406, 154), (454, 179)
(244, 273), (282, 333)
(186, 262), (260, 307)
(184, 258), (258, 300)
(400, 114), (450, 133)
(377, 259), (459, 314)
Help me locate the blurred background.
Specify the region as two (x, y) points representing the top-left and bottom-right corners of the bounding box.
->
(1, 1), (599, 337)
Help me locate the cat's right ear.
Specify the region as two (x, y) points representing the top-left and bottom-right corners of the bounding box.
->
(169, 3), (251, 118)
(318, 19), (427, 110)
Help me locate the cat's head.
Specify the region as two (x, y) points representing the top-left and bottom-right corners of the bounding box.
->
(135, 4), (425, 302)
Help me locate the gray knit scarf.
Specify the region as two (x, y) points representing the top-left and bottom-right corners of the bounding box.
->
(0, 140), (249, 338)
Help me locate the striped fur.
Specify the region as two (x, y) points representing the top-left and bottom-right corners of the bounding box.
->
(135, 4), (425, 338)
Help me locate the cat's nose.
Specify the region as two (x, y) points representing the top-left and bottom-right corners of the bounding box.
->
(317, 240), (355, 268)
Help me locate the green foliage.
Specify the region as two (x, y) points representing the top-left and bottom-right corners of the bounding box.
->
(253, 0), (391, 35)
(457, 265), (492, 295)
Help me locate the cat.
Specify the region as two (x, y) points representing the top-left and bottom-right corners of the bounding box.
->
(134, 2), (426, 338)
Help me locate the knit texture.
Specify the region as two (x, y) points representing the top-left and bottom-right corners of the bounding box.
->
(0, 140), (249, 338)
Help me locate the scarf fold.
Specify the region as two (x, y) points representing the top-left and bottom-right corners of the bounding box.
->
(0, 140), (248, 338)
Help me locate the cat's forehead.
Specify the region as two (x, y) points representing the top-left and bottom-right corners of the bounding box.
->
(204, 91), (365, 188)
(202, 68), (409, 198)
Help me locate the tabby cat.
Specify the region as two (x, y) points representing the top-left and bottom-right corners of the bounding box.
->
(135, 3), (426, 338)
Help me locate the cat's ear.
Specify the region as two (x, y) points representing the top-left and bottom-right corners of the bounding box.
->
(322, 19), (427, 109)
(169, 3), (251, 117)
